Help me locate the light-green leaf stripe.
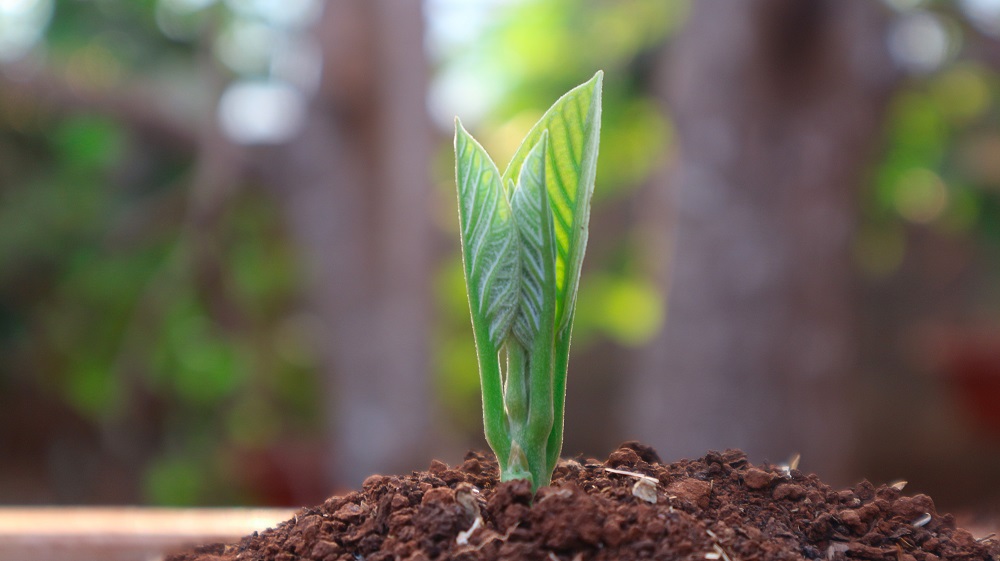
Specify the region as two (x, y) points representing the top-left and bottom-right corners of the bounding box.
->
(511, 132), (555, 348)
(455, 119), (520, 347)
(501, 71), (603, 333)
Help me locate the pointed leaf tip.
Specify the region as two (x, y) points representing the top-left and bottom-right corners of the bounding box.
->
(501, 73), (602, 333)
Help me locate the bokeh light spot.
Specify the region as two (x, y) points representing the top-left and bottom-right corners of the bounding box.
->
(887, 11), (954, 74)
(215, 18), (276, 76)
(930, 64), (991, 123)
(218, 80), (307, 145)
(960, 0), (1000, 36)
(0, 0), (53, 61)
(224, 0), (321, 28)
(893, 168), (948, 223)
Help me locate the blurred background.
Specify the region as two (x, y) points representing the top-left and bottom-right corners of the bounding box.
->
(0, 0), (999, 519)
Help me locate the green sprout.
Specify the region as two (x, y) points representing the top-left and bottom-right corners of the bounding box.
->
(454, 71), (602, 490)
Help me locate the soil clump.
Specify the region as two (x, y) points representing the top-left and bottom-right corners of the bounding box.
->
(167, 443), (999, 561)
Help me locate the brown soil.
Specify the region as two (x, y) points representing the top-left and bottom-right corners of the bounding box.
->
(167, 443), (999, 561)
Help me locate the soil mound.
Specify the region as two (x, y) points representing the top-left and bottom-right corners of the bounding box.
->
(168, 443), (999, 561)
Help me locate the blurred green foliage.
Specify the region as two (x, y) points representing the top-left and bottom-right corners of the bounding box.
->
(861, 58), (1000, 280)
(0, 1), (320, 506)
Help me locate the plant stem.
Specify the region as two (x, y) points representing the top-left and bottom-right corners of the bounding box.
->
(474, 335), (510, 470)
(525, 331), (554, 488)
(500, 341), (532, 482)
(546, 317), (574, 477)
(504, 342), (529, 431)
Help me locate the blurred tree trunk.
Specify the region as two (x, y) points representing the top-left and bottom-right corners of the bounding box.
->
(264, 1), (434, 487)
(629, 0), (898, 482)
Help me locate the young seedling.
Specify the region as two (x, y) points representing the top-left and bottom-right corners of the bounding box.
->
(454, 71), (602, 490)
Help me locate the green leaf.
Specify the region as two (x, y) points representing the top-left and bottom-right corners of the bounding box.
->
(511, 132), (556, 348)
(455, 119), (521, 347)
(501, 71), (603, 333)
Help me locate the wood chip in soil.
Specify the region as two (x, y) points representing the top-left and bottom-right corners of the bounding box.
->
(166, 442), (1000, 561)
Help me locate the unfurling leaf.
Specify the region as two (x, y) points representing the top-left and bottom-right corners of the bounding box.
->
(501, 71), (602, 334)
(511, 132), (556, 348)
(454, 72), (603, 491)
(455, 119), (520, 346)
